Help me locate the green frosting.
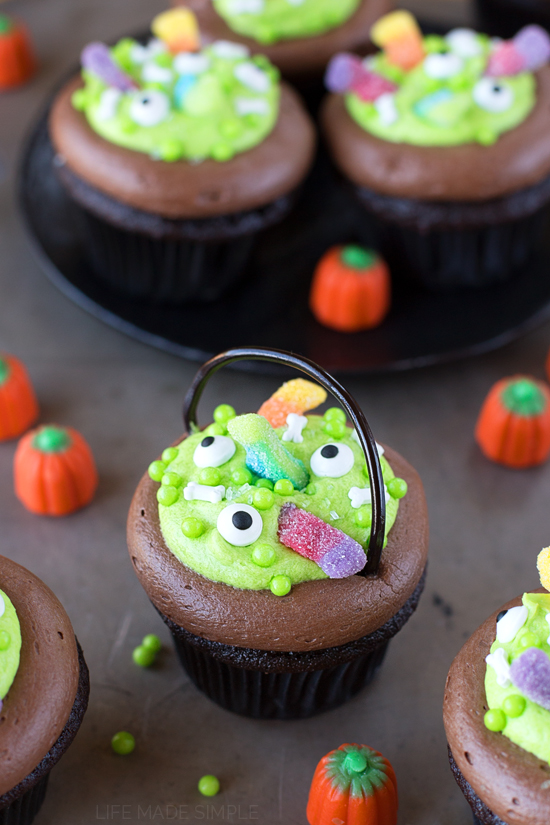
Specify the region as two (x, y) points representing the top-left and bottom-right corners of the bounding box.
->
(157, 413), (402, 592)
(73, 39), (280, 162)
(346, 33), (536, 146)
(0, 589), (22, 702)
(485, 593), (550, 764)
(212, 0), (361, 45)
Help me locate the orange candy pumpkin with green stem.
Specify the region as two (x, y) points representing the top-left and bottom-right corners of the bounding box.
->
(307, 743), (398, 825)
(14, 425), (98, 516)
(309, 246), (391, 333)
(0, 353), (39, 440)
(0, 14), (36, 90)
(475, 376), (550, 468)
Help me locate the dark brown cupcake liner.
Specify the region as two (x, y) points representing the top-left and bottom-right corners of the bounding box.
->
(448, 747), (508, 825)
(352, 175), (550, 289)
(158, 565), (426, 720)
(54, 160), (296, 304)
(0, 641), (89, 825)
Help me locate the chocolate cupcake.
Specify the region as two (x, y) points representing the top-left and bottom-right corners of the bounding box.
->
(172, 0), (392, 81)
(322, 13), (550, 288)
(444, 550), (550, 825)
(0, 555), (89, 825)
(127, 347), (429, 720)
(48, 11), (316, 303)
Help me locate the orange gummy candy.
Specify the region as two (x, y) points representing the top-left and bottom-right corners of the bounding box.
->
(385, 33), (425, 70)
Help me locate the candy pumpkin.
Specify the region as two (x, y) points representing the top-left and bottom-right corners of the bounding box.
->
(307, 743), (398, 825)
(0, 353), (39, 440)
(14, 425), (98, 516)
(309, 246), (391, 333)
(0, 14), (36, 90)
(475, 375), (550, 468)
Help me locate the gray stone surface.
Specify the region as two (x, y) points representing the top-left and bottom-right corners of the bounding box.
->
(1, 0), (548, 823)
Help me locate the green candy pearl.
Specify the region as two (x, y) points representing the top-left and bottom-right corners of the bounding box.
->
(274, 479), (293, 496)
(323, 419), (346, 439)
(182, 517), (205, 538)
(162, 472), (183, 488)
(148, 460), (167, 482)
(252, 544), (276, 567)
(484, 709), (506, 732)
(305, 484), (317, 496)
(519, 632), (540, 649)
(324, 407), (346, 424)
(199, 467), (221, 486)
(387, 478), (408, 499)
(205, 423), (225, 436)
(503, 695), (526, 718)
(159, 138), (184, 162)
(111, 731), (135, 755)
(142, 634), (162, 654)
(162, 447), (179, 463)
(354, 507), (371, 528)
(256, 478), (274, 490)
(253, 488), (274, 510)
(214, 404), (236, 425)
(33, 426), (70, 453)
(157, 486), (179, 507)
(198, 775), (220, 797)
(132, 645), (155, 668)
(270, 575), (291, 596)
(0, 630), (10, 650)
(232, 468), (253, 485)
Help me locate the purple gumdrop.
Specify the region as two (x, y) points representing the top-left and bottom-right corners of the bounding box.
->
(319, 536), (366, 578)
(510, 647), (550, 710)
(325, 53), (363, 93)
(514, 25), (550, 71)
(81, 42), (137, 92)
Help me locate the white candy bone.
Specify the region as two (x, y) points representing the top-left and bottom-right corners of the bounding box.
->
(184, 482), (225, 504)
(282, 413), (308, 444)
(348, 485), (390, 510)
(233, 61), (270, 92)
(485, 647), (512, 688)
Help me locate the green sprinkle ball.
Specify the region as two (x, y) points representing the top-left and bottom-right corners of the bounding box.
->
(198, 775), (220, 797)
(305, 484), (317, 496)
(157, 485), (179, 507)
(274, 479), (293, 496)
(503, 695), (527, 718)
(182, 517), (205, 539)
(323, 419), (346, 440)
(270, 575), (292, 597)
(484, 709), (506, 732)
(256, 478), (274, 490)
(199, 467), (221, 487)
(324, 407), (346, 424)
(161, 472), (183, 488)
(253, 488), (274, 510)
(142, 634), (162, 654)
(132, 645), (155, 668)
(354, 507), (372, 528)
(111, 731), (135, 755)
(205, 423), (225, 436)
(252, 544), (276, 567)
(387, 478), (408, 499)
(232, 468), (253, 485)
(0, 631), (10, 650)
(519, 631), (540, 649)
(162, 447), (179, 463)
(214, 404), (236, 425)
(148, 460), (167, 482)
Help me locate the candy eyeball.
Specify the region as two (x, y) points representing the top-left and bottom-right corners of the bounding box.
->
(193, 435), (236, 468)
(496, 605), (528, 643)
(473, 78), (514, 112)
(445, 28), (484, 58)
(310, 443), (354, 478)
(217, 503), (263, 546)
(129, 90), (170, 126)
(423, 52), (464, 79)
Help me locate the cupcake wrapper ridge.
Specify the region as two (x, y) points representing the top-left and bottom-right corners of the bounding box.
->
(448, 747), (509, 825)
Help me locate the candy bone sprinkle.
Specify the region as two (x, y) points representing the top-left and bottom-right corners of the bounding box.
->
(348, 484), (390, 510)
(485, 647), (512, 688)
(81, 42), (138, 91)
(510, 647), (550, 711)
(278, 502), (366, 578)
(227, 414), (309, 489)
(183, 481), (225, 504)
(257, 379), (327, 429)
(282, 413), (308, 444)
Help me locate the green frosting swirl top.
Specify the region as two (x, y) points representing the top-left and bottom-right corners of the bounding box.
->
(0, 589), (22, 702)
(73, 38), (280, 163)
(213, 0), (361, 45)
(155, 413), (405, 593)
(345, 32), (536, 146)
(485, 592), (550, 764)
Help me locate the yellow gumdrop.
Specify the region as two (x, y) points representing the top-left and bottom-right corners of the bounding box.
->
(151, 8), (200, 52)
(537, 547), (550, 591)
(371, 11), (421, 47)
(257, 380), (327, 429)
